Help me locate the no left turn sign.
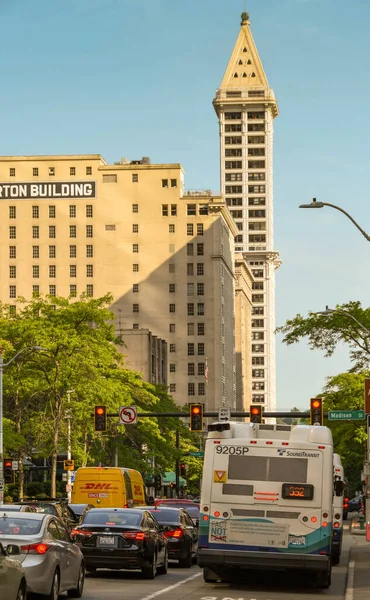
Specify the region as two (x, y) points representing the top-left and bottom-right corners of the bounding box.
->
(119, 405), (138, 425)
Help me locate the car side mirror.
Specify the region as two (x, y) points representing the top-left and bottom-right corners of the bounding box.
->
(6, 544), (21, 556)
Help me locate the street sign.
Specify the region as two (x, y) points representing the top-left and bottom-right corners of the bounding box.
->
(119, 405), (138, 425)
(218, 407), (231, 422)
(63, 459), (74, 471)
(70, 471), (76, 483)
(328, 410), (365, 421)
(188, 451), (204, 457)
(11, 461), (19, 471)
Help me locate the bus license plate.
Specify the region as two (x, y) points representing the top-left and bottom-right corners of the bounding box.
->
(98, 536), (116, 547)
(288, 535), (305, 546)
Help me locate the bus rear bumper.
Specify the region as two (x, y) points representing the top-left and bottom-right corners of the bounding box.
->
(197, 548), (330, 571)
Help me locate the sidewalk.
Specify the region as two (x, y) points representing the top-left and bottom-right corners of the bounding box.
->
(345, 518), (370, 600)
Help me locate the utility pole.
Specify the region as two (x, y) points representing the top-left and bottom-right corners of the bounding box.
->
(175, 430), (180, 498)
(66, 390), (74, 502)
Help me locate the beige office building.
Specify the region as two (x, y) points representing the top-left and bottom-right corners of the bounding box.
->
(0, 154), (253, 411)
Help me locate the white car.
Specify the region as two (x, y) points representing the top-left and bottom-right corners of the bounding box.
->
(0, 542), (27, 600)
(0, 511), (84, 599)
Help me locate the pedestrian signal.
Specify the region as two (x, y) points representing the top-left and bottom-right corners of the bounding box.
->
(249, 405), (262, 424)
(189, 403), (204, 432)
(3, 459), (14, 484)
(310, 398), (323, 425)
(94, 405), (107, 432)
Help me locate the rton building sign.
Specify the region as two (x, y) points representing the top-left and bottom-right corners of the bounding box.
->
(0, 181), (96, 199)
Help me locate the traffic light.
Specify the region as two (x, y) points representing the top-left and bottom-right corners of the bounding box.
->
(94, 405), (107, 432)
(310, 398), (323, 425)
(154, 474), (162, 490)
(180, 463), (187, 478)
(249, 404), (262, 424)
(170, 482), (175, 489)
(3, 459), (14, 484)
(189, 403), (204, 432)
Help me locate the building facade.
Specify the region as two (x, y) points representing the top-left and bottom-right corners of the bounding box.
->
(213, 13), (281, 412)
(0, 154), (243, 411)
(118, 329), (167, 387)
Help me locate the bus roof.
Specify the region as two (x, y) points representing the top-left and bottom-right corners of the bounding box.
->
(207, 422), (333, 446)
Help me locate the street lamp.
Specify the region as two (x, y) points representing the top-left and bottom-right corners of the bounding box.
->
(315, 306), (370, 337)
(0, 346), (46, 502)
(299, 198), (370, 242)
(65, 390), (74, 502)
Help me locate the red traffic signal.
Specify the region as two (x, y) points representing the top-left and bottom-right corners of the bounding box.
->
(180, 463), (187, 478)
(189, 404), (204, 432)
(94, 405), (107, 432)
(249, 405), (262, 423)
(310, 398), (323, 425)
(3, 459), (14, 484)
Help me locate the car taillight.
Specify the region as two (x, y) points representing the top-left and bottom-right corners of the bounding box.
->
(21, 543), (50, 555)
(72, 529), (93, 537)
(165, 528), (184, 538)
(123, 532), (147, 541)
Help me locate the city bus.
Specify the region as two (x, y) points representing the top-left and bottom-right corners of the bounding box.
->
(332, 453), (344, 564)
(197, 421), (342, 588)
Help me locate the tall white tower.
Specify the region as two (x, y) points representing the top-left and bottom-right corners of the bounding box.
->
(213, 12), (281, 412)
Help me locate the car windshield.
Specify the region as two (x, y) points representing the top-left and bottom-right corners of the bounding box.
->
(183, 506), (200, 518)
(82, 511), (142, 526)
(157, 503), (199, 516)
(0, 517), (42, 535)
(149, 509), (181, 523)
(30, 505), (57, 515)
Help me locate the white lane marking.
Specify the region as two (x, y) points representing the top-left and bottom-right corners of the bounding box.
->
(139, 572), (202, 600)
(345, 558), (355, 600)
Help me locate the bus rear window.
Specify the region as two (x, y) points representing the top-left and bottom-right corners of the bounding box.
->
(228, 456), (308, 483)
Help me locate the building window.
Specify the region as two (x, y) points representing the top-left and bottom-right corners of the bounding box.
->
(188, 363), (195, 376)
(252, 382), (265, 391)
(70, 225), (76, 238)
(132, 224), (139, 233)
(70, 285), (77, 297)
(49, 265), (56, 278)
(252, 357), (265, 365)
(133, 323), (139, 330)
(199, 205), (208, 215)
(9, 168), (15, 177)
(197, 263), (204, 276)
(225, 111), (242, 119)
(86, 225), (93, 238)
(133, 284), (139, 292)
(171, 204), (177, 216)
(252, 395), (265, 403)
(86, 205), (93, 217)
(132, 204), (138, 213)
(188, 383), (195, 396)
(9, 206), (16, 219)
(70, 265), (77, 278)
(197, 323), (205, 335)
(169, 384), (176, 393)
(102, 174), (117, 183)
(187, 243), (194, 256)
(169, 363), (176, 373)
(198, 383), (205, 396)
(169, 224), (175, 233)
(197, 283), (204, 296)
(198, 363), (205, 376)
(187, 263), (194, 276)
(86, 245), (93, 257)
(252, 369), (265, 378)
(49, 205), (56, 218)
(132, 174), (138, 183)
(32, 285), (39, 295)
(197, 224), (204, 235)
(252, 294), (264, 303)
(133, 244), (139, 253)
(171, 179), (177, 188)
(252, 319), (264, 328)
(169, 284), (176, 293)
(169, 244), (175, 254)
(9, 265), (16, 278)
(69, 205), (76, 218)
(33, 167), (39, 176)
(252, 344), (264, 353)
(197, 303), (204, 316)
(198, 343), (205, 356)
(188, 323), (195, 336)
(187, 205), (196, 216)
(9, 246), (16, 259)
(187, 303), (194, 316)
(187, 283), (194, 296)
(70, 167), (76, 176)
(169, 304), (176, 313)
(31, 246), (39, 260)
(197, 243), (204, 256)
(131, 303), (139, 313)
(162, 179), (168, 188)
(252, 281), (264, 290)
(49, 285), (56, 296)
(252, 332), (264, 341)
(49, 226), (56, 238)
(70, 245), (77, 258)
(169, 344), (176, 353)
(9, 285), (16, 298)
(86, 284), (93, 297)
(225, 148), (243, 157)
(86, 166), (92, 175)
(133, 264), (139, 272)
(86, 265), (93, 277)
(9, 226), (16, 239)
(187, 224), (194, 236)
(31, 265), (39, 279)
(169, 263), (175, 273)
(32, 226), (39, 239)
(49, 245), (56, 258)
(188, 343), (195, 356)
(49, 167), (55, 176)
(162, 205), (168, 216)
(169, 323), (176, 333)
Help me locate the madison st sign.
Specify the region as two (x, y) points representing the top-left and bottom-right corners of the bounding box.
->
(0, 181), (96, 199)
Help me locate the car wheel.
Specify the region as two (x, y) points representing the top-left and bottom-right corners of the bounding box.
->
(16, 581), (27, 600)
(142, 554), (157, 579)
(179, 551), (192, 568)
(86, 566), (97, 573)
(68, 562), (85, 598)
(157, 550), (168, 575)
(45, 569), (60, 600)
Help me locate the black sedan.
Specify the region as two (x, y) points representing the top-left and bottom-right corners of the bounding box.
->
(136, 506), (198, 568)
(68, 503), (95, 520)
(73, 508), (168, 579)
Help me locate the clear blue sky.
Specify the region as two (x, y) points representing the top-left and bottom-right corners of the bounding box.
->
(1, 0), (370, 410)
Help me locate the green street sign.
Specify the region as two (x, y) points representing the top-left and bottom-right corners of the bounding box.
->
(188, 451), (204, 457)
(328, 410), (365, 421)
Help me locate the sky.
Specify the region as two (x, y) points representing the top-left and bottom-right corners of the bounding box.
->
(1, 0), (370, 410)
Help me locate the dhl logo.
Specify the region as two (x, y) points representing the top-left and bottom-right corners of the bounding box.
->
(80, 483), (117, 490)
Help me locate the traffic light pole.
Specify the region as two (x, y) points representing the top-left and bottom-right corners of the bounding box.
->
(0, 354), (4, 503)
(107, 411), (319, 419)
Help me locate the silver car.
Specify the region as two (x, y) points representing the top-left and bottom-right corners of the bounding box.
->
(0, 511), (85, 599)
(0, 542), (27, 600)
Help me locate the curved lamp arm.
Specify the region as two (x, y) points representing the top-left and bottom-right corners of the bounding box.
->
(299, 198), (370, 242)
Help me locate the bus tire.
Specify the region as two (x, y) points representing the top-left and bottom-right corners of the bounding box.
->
(203, 567), (219, 583)
(316, 567), (331, 588)
(332, 551), (340, 565)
